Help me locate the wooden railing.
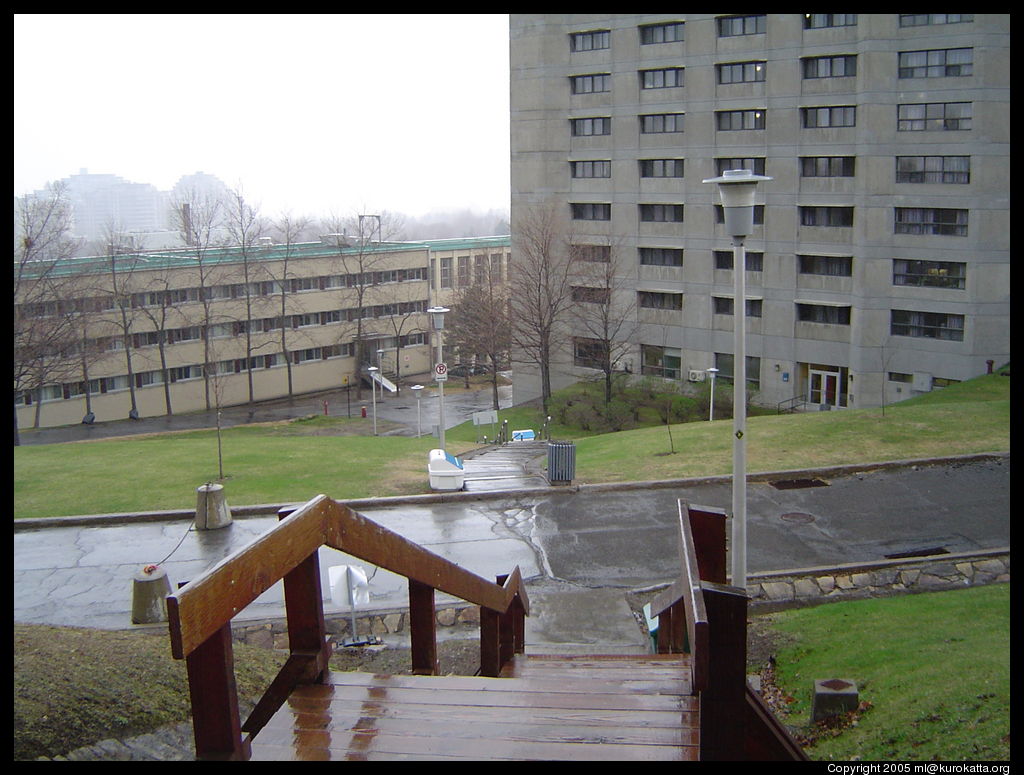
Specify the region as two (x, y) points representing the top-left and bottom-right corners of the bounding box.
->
(650, 501), (808, 761)
(166, 494), (530, 761)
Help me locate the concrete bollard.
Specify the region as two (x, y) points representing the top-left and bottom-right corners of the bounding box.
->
(812, 678), (860, 722)
(131, 565), (172, 624)
(196, 483), (231, 530)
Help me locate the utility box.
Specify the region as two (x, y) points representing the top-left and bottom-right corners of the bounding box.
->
(428, 449), (465, 491)
(547, 441), (576, 485)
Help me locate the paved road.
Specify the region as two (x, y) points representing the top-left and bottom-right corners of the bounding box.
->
(14, 455), (1010, 633)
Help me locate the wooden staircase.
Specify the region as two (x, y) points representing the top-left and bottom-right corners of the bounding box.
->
(166, 496), (806, 761)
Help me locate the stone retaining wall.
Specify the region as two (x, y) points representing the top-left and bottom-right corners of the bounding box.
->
(231, 549), (1009, 649)
(747, 549), (1009, 609)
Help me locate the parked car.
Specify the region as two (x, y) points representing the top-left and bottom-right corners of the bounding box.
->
(449, 363), (492, 377)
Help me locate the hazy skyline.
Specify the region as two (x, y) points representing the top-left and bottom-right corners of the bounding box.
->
(14, 14), (511, 219)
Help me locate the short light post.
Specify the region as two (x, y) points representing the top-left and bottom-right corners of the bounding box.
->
(427, 306), (450, 451)
(367, 365), (379, 436)
(702, 168), (771, 590)
(706, 367), (719, 422)
(410, 384), (424, 438)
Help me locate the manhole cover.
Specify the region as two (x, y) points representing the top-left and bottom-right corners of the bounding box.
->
(781, 512), (815, 524)
(771, 478), (830, 490)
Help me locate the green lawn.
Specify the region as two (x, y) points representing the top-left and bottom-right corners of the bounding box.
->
(13, 371), (1008, 519)
(765, 584), (1010, 761)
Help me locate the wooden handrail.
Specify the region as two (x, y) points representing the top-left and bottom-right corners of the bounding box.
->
(166, 493), (530, 760)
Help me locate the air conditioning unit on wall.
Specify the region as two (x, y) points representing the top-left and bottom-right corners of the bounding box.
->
(687, 369), (706, 382)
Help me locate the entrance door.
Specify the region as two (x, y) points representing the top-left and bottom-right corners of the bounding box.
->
(808, 369), (841, 408)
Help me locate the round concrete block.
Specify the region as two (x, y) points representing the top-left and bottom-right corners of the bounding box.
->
(196, 483), (231, 530)
(131, 566), (172, 624)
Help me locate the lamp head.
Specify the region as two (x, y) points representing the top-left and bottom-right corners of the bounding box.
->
(426, 306), (450, 330)
(702, 169), (772, 239)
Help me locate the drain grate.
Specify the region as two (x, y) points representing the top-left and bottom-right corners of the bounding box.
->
(781, 512), (816, 524)
(884, 547), (950, 559)
(770, 478), (830, 490)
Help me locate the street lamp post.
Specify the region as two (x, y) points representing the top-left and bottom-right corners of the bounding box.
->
(410, 384), (424, 437)
(376, 348), (385, 401)
(706, 367), (719, 421)
(702, 169), (771, 590)
(427, 307), (450, 451)
(367, 366), (379, 436)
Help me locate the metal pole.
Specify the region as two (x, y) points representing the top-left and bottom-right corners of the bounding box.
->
(732, 236), (747, 589)
(438, 335), (446, 451)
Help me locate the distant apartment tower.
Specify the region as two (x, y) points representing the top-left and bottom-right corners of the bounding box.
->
(509, 14), (1009, 410)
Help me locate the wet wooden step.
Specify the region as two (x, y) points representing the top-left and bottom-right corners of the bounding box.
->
(250, 654), (698, 761)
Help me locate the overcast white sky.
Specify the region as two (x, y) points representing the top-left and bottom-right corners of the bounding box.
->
(14, 14), (511, 219)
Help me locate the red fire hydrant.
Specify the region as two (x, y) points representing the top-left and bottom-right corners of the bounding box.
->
(361, 406), (367, 418)
(323, 400), (329, 416)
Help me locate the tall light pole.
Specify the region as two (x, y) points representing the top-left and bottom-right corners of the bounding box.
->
(410, 384), (424, 437)
(427, 306), (450, 451)
(706, 367), (719, 421)
(367, 365), (379, 436)
(702, 169), (771, 590)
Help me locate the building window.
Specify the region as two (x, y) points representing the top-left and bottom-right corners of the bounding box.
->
(570, 116), (611, 136)
(572, 286), (611, 304)
(457, 256), (470, 287)
(641, 344), (681, 379)
(800, 206), (854, 227)
(800, 156), (856, 177)
(891, 309), (965, 340)
(802, 105), (856, 128)
(639, 247), (683, 267)
(893, 259), (966, 289)
(717, 61), (766, 84)
(718, 14), (765, 37)
(639, 158), (684, 178)
(573, 244), (611, 263)
(898, 48), (973, 78)
(640, 67), (685, 89)
(571, 202), (611, 221)
(715, 353), (761, 390)
(570, 73), (611, 94)
(713, 296), (762, 317)
(570, 29), (610, 51)
(639, 291), (682, 310)
(571, 160), (611, 178)
(714, 251), (763, 271)
(797, 303), (851, 325)
(894, 208), (968, 236)
(640, 113), (685, 134)
(803, 13), (857, 28)
(715, 205), (764, 225)
(640, 204), (684, 223)
(897, 102), (971, 132)
(899, 14), (973, 26)
(716, 109), (765, 131)
(716, 157), (766, 175)
(895, 156), (970, 184)
(802, 54), (857, 79)
(574, 337), (608, 369)
(798, 254), (853, 276)
(639, 21), (684, 44)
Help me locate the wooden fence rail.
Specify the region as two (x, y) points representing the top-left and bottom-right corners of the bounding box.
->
(166, 494), (529, 760)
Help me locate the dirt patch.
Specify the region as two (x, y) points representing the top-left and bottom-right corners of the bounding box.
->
(331, 638), (481, 677)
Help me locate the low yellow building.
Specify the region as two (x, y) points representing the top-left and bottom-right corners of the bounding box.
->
(15, 235), (510, 430)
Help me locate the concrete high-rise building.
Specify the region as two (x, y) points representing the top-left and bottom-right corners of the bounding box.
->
(509, 13), (1009, 410)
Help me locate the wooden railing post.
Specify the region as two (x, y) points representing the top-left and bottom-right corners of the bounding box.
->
(699, 582), (748, 761)
(480, 607), (500, 677)
(186, 622), (250, 760)
(409, 579), (439, 675)
(277, 507), (330, 672)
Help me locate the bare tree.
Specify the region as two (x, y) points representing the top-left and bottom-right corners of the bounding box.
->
(13, 182), (82, 443)
(447, 274), (512, 410)
(223, 189), (268, 404)
(170, 189), (225, 410)
(569, 238), (637, 404)
(322, 210), (406, 400)
(508, 203), (580, 413)
(270, 212), (312, 397)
